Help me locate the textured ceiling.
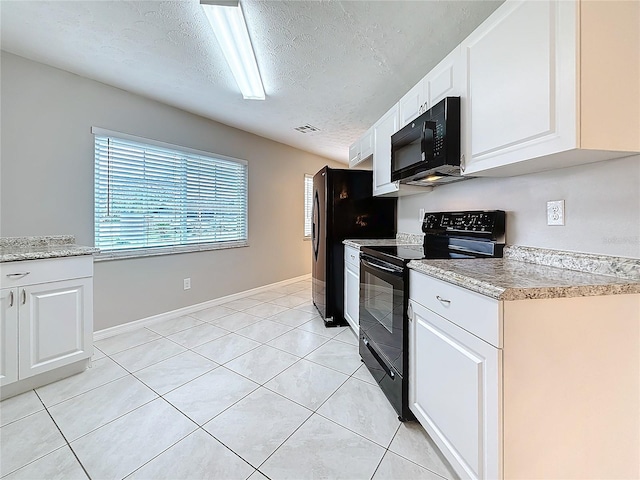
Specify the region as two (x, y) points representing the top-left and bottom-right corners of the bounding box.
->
(0, 0), (502, 162)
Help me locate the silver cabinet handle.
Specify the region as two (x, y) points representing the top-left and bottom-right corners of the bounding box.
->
(9, 290), (14, 307)
(407, 303), (413, 321)
(21, 289), (26, 305)
(6, 272), (31, 279)
(436, 295), (451, 305)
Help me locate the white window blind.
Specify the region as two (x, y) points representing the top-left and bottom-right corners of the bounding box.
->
(304, 174), (314, 238)
(94, 129), (248, 258)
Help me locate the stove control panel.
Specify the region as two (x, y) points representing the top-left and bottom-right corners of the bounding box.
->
(422, 210), (506, 240)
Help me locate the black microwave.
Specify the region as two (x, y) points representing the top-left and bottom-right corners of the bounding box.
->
(391, 96), (461, 185)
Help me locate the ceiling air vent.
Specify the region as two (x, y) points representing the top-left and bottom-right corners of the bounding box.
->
(294, 124), (320, 134)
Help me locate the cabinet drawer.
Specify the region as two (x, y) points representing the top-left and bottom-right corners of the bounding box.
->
(344, 246), (360, 268)
(409, 270), (502, 347)
(0, 256), (93, 288)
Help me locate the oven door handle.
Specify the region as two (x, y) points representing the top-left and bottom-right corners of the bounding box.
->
(363, 338), (395, 379)
(361, 258), (403, 275)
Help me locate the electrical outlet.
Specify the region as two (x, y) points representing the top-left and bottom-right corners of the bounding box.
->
(183, 278), (191, 290)
(419, 208), (425, 223)
(547, 200), (565, 226)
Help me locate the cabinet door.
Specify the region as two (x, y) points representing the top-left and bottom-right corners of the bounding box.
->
(360, 127), (374, 160)
(344, 261), (359, 333)
(0, 288), (19, 386)
(409, 300), (500, 480)
(349, 140), (361, 168)
(461, 0), (577, 176)
(373, 104), (400, 196)
(425, 46), (462, 107)
(399, 79), (427, 128)
(19, 278), (93, 379)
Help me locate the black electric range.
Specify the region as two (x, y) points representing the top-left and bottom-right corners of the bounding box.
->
(358, 210), (506, 421)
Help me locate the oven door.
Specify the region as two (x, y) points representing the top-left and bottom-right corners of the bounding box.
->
(359, 254), (405, 375)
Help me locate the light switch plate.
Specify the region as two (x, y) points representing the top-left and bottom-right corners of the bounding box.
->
(547, 200), (565, 226)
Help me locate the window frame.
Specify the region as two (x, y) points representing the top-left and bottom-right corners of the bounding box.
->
(304, 173), (314, 240)
(92, 127), (249, 261)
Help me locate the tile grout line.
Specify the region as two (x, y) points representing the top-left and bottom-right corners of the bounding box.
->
(51, 393), (160, 446)
(32, 389), (93, 480)
(118, 426), (199, 479)
(131, 361), (220, 398)
(94, 328), (164, 356)
(159, 369), (260, 427)
(36, 362), (130, 409)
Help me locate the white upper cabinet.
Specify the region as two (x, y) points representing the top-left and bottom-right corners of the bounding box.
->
(425, 46), (463, 108)
(460, 0), (640, 177)
(399, 79), (428, 128)
(349, 127), (374, 169)
(399, 47), (463, 130)
(348, 141), (360, 167)
(360, 127), (374, 160)
(373, 104), (400, 196)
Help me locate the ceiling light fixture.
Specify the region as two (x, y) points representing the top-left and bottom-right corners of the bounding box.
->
(200, 0), (265, 100)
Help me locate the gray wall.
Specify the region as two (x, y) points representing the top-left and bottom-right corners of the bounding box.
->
(398, 154), (640, 258)
(1, 52), (342, 331)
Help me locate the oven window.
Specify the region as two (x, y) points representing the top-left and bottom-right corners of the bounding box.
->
(363, 271), (394, 334)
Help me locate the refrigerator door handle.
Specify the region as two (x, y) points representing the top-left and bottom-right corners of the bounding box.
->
(312, 190), (320, 260)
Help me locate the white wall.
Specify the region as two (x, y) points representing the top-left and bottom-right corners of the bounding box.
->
(0, 52), (342, 331)
(398, 154), (640, 258)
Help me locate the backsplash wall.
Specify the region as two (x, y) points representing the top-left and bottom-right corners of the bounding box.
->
(398, 154), (640, 258)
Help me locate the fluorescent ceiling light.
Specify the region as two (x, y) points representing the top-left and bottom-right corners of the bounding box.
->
(201, 0), (265, 100)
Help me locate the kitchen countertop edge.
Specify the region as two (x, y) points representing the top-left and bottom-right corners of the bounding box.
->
(1, 236), (99, 262)
(343, 233), (424, 249)
(408, 259), (640, 301)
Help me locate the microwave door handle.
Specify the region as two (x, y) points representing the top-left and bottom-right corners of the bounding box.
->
(422, 121), (437, 161)
(423, 120), (437, 134)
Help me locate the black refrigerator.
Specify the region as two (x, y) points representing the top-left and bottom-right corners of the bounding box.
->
(311, 166), (397, 327)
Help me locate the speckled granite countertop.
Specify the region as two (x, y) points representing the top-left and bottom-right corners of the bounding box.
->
(408, 246), (640, 301)
(344, 232), (424, 249)
(0, 236), (99, 262)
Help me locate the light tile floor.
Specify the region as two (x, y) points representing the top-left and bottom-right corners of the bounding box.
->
(0, 279), (458, 480)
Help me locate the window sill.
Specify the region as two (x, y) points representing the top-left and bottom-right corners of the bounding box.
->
(94, 240), (249, 262)
(303, 236), (311, 241)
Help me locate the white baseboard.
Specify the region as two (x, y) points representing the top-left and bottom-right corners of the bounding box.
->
(93, 273), (312, 341)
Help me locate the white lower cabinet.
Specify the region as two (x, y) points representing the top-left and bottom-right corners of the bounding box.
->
(0, 256), (93, 391)
(0, 288), (19, 385)
(343, 246), (360, 333)
(409, 269), (640, 479)
(409, 298), (500, 480)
